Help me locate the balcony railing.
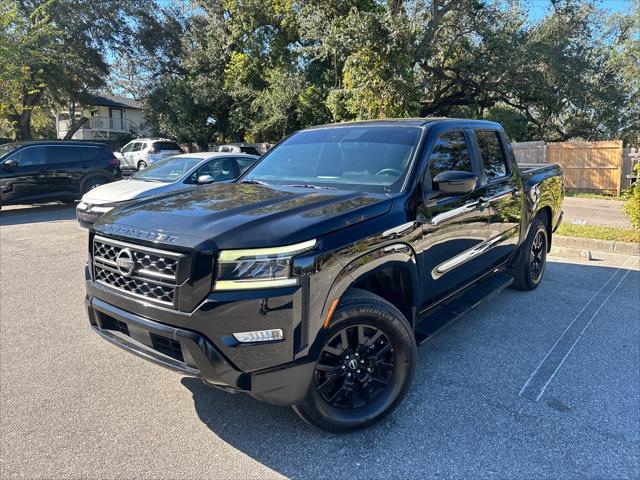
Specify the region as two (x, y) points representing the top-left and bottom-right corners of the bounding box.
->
(58, 116), (138, 133)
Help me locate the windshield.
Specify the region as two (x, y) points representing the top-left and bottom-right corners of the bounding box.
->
(242, 126), (422, 193)
(0, 143), (22, 159)
(132, 156), (201, 183)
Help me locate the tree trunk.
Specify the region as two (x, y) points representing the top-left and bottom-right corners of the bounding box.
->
(8, 111), (34, 140)
(63, 117), (89, 140)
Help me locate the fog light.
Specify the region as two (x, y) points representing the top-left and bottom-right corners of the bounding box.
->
(232, 329), (284, 343)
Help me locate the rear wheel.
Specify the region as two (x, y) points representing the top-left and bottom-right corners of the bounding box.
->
(509, 217), (548, 291)
(293, 289), (416, 432)
(137, 160), (148, 170)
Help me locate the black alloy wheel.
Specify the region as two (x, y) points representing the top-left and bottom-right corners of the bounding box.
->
(510, 217), (548, 291)
(529, 228), (547, 283)
(293, 289), (416, 432)
(314, 324), (395, 409)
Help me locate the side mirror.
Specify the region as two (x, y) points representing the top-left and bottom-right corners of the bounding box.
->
(433, 171), (477, 195)
(3, 158), (18, 170)
(197, 174), (215, 185)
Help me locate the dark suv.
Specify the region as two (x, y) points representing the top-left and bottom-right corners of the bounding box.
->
(0, 141), (121, 207)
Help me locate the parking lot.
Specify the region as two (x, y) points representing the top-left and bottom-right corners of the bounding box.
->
(1, 203), (639, 479)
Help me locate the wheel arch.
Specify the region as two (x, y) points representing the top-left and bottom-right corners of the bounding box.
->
(80, 173), (111, 195)
(320, 243), (420, 332)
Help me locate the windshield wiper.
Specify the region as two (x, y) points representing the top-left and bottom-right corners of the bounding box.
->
(283, 184), (337, 190)
(239, 179), (270, 186)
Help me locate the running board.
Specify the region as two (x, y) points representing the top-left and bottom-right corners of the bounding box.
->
(415, 272), (513, 345)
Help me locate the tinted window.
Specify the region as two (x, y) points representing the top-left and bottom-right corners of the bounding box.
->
(240, 146), (260, 155)
(121, 143), (134, 153)
(132, 142), (143, 152)
(475, 130), (508, 180)
(0, 143), (22, 159)
(192, 158), (236, 182)
(80, 147), (110, 162)
(11, 146), (45, 166)
(244, 126), (422, 193)
(45, 146), (84, 164)
(236, 157), (256, 174)
(154, 142), (181, 151)
(428, 131), (472, 182)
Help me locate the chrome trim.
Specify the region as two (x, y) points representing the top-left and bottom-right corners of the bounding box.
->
(94, 235), (183, 259)
(383, 221), (415, 238)
(431, 230), (511, 279)
(430, 201), (479, 226)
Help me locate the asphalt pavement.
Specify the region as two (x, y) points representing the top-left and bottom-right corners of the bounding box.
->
(1, 203), (639, 479)
(563, 197), (631, 229)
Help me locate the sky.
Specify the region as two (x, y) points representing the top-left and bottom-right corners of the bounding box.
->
(527, 0), (635, 21)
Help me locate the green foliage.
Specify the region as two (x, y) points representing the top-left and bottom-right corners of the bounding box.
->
(135, 0), (639, 146)
(0, 0), (153, 139)
(624, 164), (640, 230)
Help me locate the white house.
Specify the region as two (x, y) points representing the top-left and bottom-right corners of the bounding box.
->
(56, 94), (150, 141)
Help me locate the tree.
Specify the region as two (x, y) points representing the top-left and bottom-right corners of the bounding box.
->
(0, 0), (152, 140)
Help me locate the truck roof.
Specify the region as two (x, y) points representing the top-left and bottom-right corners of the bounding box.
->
(306, 118), (503, 130)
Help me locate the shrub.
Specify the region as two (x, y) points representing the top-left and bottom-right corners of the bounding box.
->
(624, 163), (640, 230)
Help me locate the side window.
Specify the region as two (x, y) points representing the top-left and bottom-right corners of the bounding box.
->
(45, 146), (82, 164)
(132, 142), (143, 152)
(192, 158), (236, 182)
(80, 147), (107, 162)
(428, 131), (472, 183)
(475, 130), (508, 181)
(121, 143), (134, 153)
(236, 157), (256, 174)
(12, 146), (45, 166)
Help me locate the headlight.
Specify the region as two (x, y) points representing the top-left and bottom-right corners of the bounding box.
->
(214, 239), (316, 291)
(77, 202), (88, 211)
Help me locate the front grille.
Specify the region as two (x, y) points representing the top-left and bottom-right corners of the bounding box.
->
(92, 235), (186, 307)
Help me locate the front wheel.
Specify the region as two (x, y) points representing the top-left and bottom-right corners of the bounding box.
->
(293, 289), (416, 432)
(509, 217), (548, 291)
(137, 160), (148, 170)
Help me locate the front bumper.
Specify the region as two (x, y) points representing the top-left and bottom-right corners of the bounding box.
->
(86, 287), (316, 406)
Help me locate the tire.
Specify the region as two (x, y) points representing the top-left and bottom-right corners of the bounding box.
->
(292, 289), (416, 432)
(137, 160), (148, 170)
(509, 217), (548, 291)
(81, 177), (108, 196)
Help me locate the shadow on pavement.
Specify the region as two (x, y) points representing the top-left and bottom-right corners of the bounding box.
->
(179, 259), (639, 479)
(0, 203), (77, 226)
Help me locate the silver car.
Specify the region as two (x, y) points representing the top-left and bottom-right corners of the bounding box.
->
(76, 152), (258, 228)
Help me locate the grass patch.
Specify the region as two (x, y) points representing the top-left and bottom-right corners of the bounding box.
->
(557, 224), (639, 243)
(564, 191), (623, 201)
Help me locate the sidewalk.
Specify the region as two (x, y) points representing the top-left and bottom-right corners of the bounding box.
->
(562, 197), (630, 229)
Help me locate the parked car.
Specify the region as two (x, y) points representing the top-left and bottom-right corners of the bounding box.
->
(84, 119), (564, 432)
(76, 152), (258, 228)
(212, 143), (264, 156)
(0, 141), (120, 208)
(114, 138), (182, 171)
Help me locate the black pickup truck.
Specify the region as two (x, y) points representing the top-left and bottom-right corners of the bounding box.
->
(85, 119), (563, 431)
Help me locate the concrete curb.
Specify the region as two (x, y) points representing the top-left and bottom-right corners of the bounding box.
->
(551, 235), (639, 259)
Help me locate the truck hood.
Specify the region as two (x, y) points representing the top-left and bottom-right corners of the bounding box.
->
(93, 183), (393, 250)
(82, 179), (171, 205)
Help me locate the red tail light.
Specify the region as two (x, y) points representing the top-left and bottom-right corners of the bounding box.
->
(108, 157), (120, 167)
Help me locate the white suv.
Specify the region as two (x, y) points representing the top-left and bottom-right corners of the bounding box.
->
(115, 138), (182, 171)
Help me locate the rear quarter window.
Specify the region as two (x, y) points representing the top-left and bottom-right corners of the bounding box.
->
(80, 147), (112, 162)
(45, 146), (84, 164)
(154, 142), (181, 151)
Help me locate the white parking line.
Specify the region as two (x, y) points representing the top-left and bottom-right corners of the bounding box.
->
(519, 255), (637, 401)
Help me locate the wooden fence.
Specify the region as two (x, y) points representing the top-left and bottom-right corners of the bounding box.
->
(512, 140), (626, 195)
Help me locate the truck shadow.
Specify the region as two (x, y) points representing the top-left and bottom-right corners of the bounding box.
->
(0, 203), (77, 226)
(179, 259), (639, 479)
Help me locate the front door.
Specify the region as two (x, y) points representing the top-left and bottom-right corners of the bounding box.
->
(417, 129), (492, 309)
(109, 108), (124, 131)
(0, 146), (48, 203)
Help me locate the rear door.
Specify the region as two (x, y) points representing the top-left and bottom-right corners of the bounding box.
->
(472, 129), (522, 266)
(45, 145), (89, 195)
(0, 146), (48, 202)
(417, 129), (492, 306)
